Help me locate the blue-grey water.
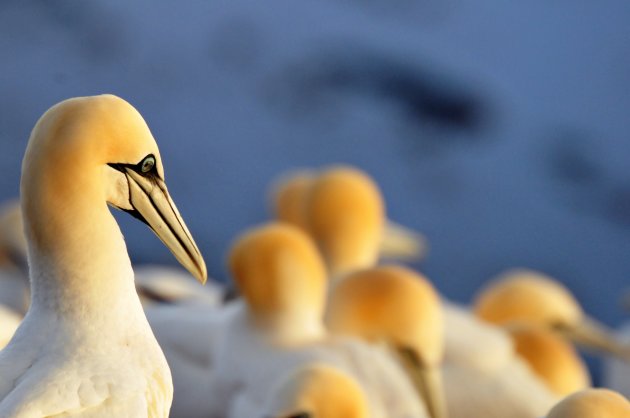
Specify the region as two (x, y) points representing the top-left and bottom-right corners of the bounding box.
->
(1, 0), (629, 381)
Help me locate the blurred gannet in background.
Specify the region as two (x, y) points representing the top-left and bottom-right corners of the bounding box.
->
(292, 166), (508, 370)
(209, 222), (428, 418)
(0, 200), (29, 314)
(0, 94), (206, 417)
(326, 265), (447, 418)
(505, 324), (590, 397)
(545, 388), (630, 418)
(264, 363), (370, 418)
(293, 166), (560, 417)
(328, 266), (558, 418)
(474, 268), (630, 362)
(303, 167), (386, 279)
(271, 167), (428, 266)
(135, 264), (223, 307)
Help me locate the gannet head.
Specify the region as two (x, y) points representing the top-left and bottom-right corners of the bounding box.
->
(270, 166), (427, 270)
(21, 94), (207, 283)
(545, 389), (630, 418)
(327, 265), (443, 366)
(265, 363), (369, 418)
(506, 324), (590, 397)
(228, 222), (327, 337)
(474, 269), (582, 327)
(270, 170), (316, 232)
(306, 166), (384, 278)
(326, 265), (447, 418)
(474, 269), (630, 361)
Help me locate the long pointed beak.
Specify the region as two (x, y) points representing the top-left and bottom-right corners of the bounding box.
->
(379, 221), (428, 262)
(394, 346), (449, 418)
(124, 168), (207, 284)
(557, 316), (630, 362)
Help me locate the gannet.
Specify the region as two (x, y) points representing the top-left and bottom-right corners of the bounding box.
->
(210, 222), (427, 418)
(326, 265), (447, 418)
(270, 167), (428, 266)
(474, 268), (630, 361)
(0, 94), (207, 417)
(545, 388), (630, 418)
(0, 200), (225, 403)
(264, 363), (370, 418)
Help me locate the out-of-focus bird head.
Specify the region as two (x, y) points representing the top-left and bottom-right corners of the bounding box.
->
(506, 324), (591, 397)
(306, 166), (384, 279)
(326, 264), (447, 418)
(265, 363), (369, 418)
(545, 388), (630, 418)
(228, 222), (327, 340)
(474, 268), (630, 362)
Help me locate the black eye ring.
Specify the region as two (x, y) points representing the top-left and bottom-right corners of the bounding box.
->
(140, 155), (155, 173)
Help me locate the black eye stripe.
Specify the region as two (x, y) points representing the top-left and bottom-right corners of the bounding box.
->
(107, 154), (158, 177)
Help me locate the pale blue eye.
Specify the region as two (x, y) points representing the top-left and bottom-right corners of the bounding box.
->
(141, 156), (155, 173)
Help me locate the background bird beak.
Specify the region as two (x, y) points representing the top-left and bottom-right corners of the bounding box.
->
(394, 345), (449, 418)
(124, 168), (207, 284)
(379, 221), (428, 262)
(557, 316), (630, 362)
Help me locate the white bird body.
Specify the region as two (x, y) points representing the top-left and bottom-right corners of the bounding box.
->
(210, 301), (428, 418)
(0, 233), (172, 418)
(441, 302), (558, 418)
(146, 302), (237, 418)
(0, 95), (207, 418)
(442, 301), (514, 373)
(442, 356), (557, 418)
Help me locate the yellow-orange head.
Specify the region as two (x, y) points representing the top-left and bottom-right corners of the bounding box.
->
(327, 265), (443, 368)
(306, 166), (384, 278)
(228, 222), (327, 328)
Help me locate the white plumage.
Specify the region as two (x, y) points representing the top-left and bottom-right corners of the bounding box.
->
(213, 302), (427, 418)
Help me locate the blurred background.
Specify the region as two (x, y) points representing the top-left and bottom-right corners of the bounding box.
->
(0, 0), (628, 380)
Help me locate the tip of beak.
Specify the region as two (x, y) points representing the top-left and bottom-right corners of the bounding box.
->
(194, 260), (208, 285)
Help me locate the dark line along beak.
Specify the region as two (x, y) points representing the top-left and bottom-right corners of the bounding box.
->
(277, 413), (312, 418)
(123, 167), (207, 284)
(393, 345), (449, 418)
(263, 412), (311, 418)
